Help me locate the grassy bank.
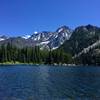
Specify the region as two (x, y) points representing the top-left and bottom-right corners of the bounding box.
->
(0, 61), (76, 67)
(0, 61), (41, 65)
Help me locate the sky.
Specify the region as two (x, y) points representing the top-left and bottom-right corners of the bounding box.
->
(0, 0), (100, 36)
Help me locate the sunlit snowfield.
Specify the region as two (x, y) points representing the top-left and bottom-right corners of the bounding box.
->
(0, 65), (100, 100)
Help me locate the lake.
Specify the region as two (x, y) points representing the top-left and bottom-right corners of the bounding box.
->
(0, 65), (100, 100)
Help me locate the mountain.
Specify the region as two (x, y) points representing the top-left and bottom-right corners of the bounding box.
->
(28, 26), (72, 49)
(0, 26), (72, 49)
(58, 24), (100, 65)
(1, 24), (100, 54)
(0, 35), (8, 41)
(60, 24), (100, 56)
(1, 24), (100, 65)
(75, 42), (100, 65)
(22, 35), (31, 39)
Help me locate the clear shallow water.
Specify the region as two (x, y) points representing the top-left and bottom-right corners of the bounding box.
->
(0, 65), (100, 100)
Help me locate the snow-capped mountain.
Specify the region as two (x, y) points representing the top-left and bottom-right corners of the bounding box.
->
(22, 35), (31, 39)
(0, 35), (8, 41)
(0, 26), (72, 49)
(30, 31), (53, 41)
(30, 26), (72, 49)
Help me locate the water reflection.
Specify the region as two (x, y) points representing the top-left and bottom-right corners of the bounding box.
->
(33, 66), (50, 99)
(0, 65), (100, 100)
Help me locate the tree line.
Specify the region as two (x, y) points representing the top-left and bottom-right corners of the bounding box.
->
(0, 43), (72, 64)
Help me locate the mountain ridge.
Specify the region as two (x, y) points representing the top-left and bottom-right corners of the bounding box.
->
(0, 24), (100, 65)
(60, 24), (100, 55)
(0, 26), (72, 49)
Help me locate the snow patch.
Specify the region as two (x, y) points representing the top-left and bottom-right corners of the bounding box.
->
(22, 35), (31, 39)
(58, 28), (63, 33)
(0, 38), (5, 41)
(40, 41), (50, 45)
(34, 31), (38, 34)
(52, 46), (59, 50)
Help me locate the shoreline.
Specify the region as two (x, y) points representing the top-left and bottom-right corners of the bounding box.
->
(0, 62), (99, 67)
(0, 62), (76, 66)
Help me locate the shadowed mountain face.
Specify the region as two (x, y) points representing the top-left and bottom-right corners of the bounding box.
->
(0, 26), (72, 49)
(60, 25), (100, 56)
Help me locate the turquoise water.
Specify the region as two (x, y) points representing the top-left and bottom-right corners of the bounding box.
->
(0, 65), (100, 100)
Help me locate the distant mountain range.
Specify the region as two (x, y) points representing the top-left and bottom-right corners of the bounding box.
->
(0, 26), (72, 50)
(0, 24), (100, 56)
(1, 24), (100, 65)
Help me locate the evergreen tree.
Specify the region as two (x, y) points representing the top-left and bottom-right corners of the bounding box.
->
(1, 45), (7, 62)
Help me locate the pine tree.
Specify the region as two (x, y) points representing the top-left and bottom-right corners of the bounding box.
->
(1, 45), (7, 62)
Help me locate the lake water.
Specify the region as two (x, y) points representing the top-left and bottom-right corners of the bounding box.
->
(0, 65), (100, 100)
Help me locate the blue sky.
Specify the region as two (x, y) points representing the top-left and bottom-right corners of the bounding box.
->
(0, 0), (100, 36)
